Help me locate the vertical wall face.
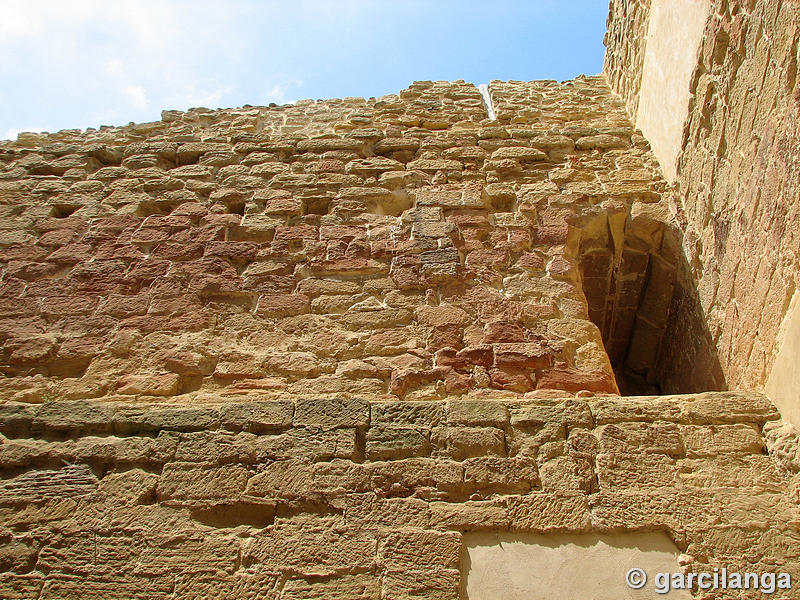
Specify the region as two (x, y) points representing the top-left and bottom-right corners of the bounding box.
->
(0, 75), (694, 405)
(636, 0), (712, 181)
(604, 0), (653, 122)
(606, 0), (800, 418)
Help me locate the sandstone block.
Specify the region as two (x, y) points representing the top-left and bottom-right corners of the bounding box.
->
(157, 463), (249, 501)
(381, 530), (461, 570)
(510, 399), (593, 429)
(366, 426), (431, 461)
(344, 493), (430, 529)
(507, 492), (591, 532)
(596, 422), (683, 455)
(294, 397), (369, 429)
(281, 575), (381, 600)
(219, 401), (294, 432)
(595, 452), (678, 490)
(446, 399), (508, 427)
(431, 426), (505, 460)
(680, 424), (765, 457)
(370, 401), (444, 428)
(463, 456), (540, 495)
(32, 401), (115, 435)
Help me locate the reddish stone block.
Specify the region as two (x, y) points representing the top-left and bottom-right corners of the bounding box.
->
(149, 296), (203, 316)
(0, 245), (49, 262)
(98, 294), (150, 317)
(483, 321), (527, 343)
(243, 274), (297, 294)
(174, 255), (235, 276)
(274, 225), (318, 241)
(256, 294), (311, 317)
(489, 367), (534, 392)
(204, 241), (260, 261)
(130, 228), (169, 245)
(142, 215), (192, 229)
(93, 215), (141, 232)
(445, 209), (490, 227)
(24, 278), (79, 298)
(189, 273), (246, 296)
(119, 314), (170, 333)
(38, 229), (79, 247)
(8, 337), (56, 365)
(444, 368), (471, 394)
(41, 295), (99, 316)
(531, 225), (569, 246)
(346, 238), (370, 258)
(465, 249), (508, 269)
(58, 336), (105, 360)
(507, 228), (532, 251)
(151, 241), (204, 261)
(94, 243), (146, 261)
(171, 203), (209, 221)
(168, 311), (216, 332)
(116, 373), (181, 396)
(428, 324), (464, 351)
(161, 350), (212, 375)
(6, 261), (61, 281)
(436, 345), (494, 369)
(390, 367), (447, 397)
(535, 368), (618, 394)
(494, 342), (553, 369)
(47, 243), (93, 264)
(515, 252), (546, 270)
(125, 260), (171, 285)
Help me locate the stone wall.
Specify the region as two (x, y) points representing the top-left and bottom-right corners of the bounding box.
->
(0, 76), (681, 403)
(605, 0), (800, 416)
(2, 392), (798, 599)
(604, 0), (652, 121)
(677, 0), (800, 404)
(635, 0), (712, 181)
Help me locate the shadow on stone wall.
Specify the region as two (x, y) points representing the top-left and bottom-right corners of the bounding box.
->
(579, 210), (726, 395)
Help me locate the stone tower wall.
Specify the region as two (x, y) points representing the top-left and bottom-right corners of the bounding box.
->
(0, 77), (677, 404)
(605, 0), (800, 420)
(1, 1), (800, 597)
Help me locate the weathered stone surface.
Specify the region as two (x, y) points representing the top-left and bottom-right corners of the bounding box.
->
(0, 7), (796, 595)
(294, 397), (369, 429)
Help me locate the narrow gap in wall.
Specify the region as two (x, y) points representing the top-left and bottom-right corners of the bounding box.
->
(578, 212), (727, 395)
(478, 84), (496, 121)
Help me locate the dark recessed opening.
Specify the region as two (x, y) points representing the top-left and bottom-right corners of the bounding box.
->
(51, 205), (80, 218)
(578, 213), (726, 395)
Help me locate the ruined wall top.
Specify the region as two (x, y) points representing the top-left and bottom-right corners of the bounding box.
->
(0, 76), (670, 404)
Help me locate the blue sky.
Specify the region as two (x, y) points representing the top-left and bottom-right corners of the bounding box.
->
(0, 1), (608, 140)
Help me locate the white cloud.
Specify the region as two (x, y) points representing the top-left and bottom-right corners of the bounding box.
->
(166, 85), (235, 110)
(122, 85), (148, 110)
(263, 80), (304, 105)
(104, 59), (124, 76)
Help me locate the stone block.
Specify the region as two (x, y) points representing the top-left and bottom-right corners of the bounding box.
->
(431, 426), (505, 460)
(446, 399), (508, 427)
(366, 426), (431, 461)
(294, 397), (369, 429)
(157, 463), (249, 501)
(507, 492), (591, 532)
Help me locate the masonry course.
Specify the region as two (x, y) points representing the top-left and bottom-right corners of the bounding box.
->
(2, 0), (800, 597)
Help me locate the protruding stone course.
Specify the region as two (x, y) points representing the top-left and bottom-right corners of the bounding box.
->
(1, 392), (798, 598)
